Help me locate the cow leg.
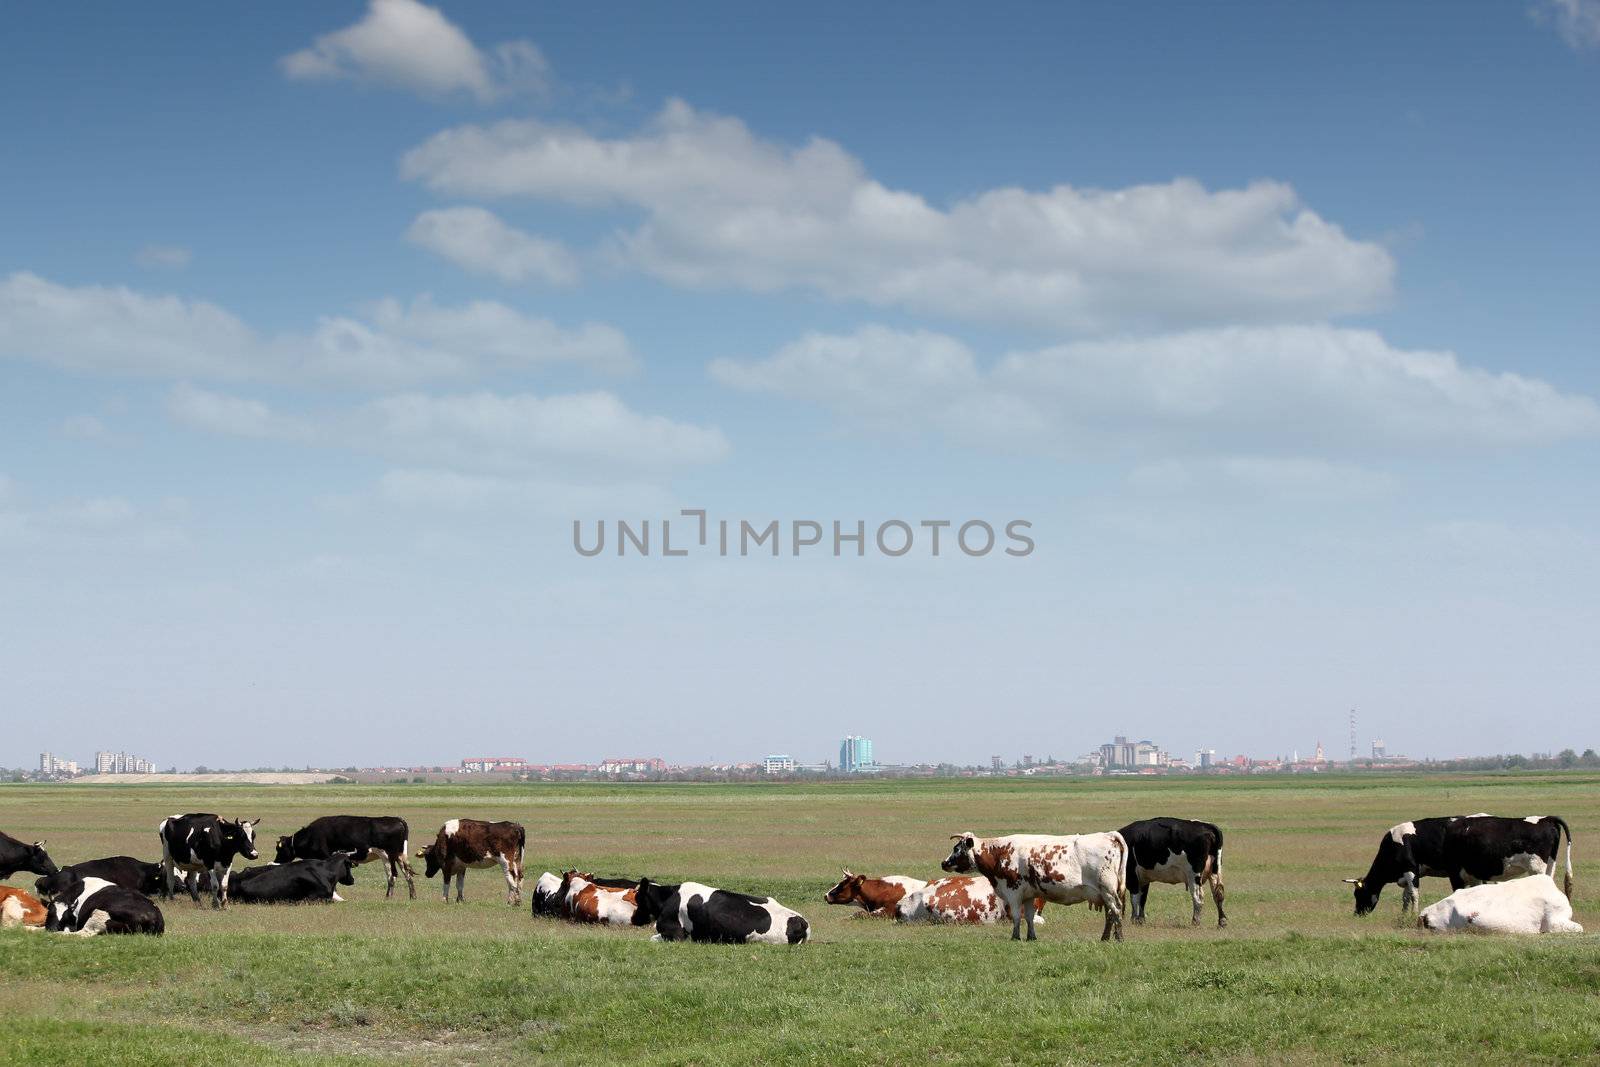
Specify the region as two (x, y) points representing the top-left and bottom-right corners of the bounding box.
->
(1188, 867), (1204, 925)
(213, 862), (230, 909)
(186, 870), (202, 905)
(400, 856), (417, 900)
(1211, 870), (1227, 928)
(454, 868), (466, 903)
(1101, 888), (1124, 941)
(1020, 896), (1039, 941)
(440, 866), (451, 903)
(1000, 885), (1025, 940)
(1399, 871), (1421, 912)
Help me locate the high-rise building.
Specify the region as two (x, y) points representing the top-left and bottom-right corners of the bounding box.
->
(94, 751), (154, 775)
(38, 752), (79, 776)
(839, 735), (875, 773)
(1371, 739), (1386, 758)
(763, 754), (795, 774)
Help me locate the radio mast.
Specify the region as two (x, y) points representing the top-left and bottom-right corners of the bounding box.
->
(1349, 708), (1357, 762)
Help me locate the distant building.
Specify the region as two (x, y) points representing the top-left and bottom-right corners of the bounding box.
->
(990, 755), (1003, 772)
(839, 735), (875, 773)
(38, 752), (80, 777)
(94, 751), (152, 775)
(460, 757), (528, 773)
(599, 757), (666, 774)
(1197, 749), (1215, 769)
(1371, 739), (1386, 758)
(1100, 736), (1166, 769)
(762, 754), (795, 774)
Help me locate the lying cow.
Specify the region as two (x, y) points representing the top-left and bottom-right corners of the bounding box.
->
(558, 871), (638, 925)
(824, 869), (1044, 925)
(1347, 814), (1574, 915)
(1, 885), (47, 928)
(274, 815), (415, 899)
(35, 856), (209, 900)
(0, 830), (58, 881)
(1119, 817), (1227, 927)
(1419, 874), (1583, 934)
(417, 819), (525, 904)
(44, 877), (164, 936)
(941, 830), (1129, 941)
(537, 870), (636, 921)
(229, 855), (357, 903)
(633, 877), (809, 944)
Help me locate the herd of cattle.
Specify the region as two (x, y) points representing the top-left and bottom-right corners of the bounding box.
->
(0, 810), (1583, 943)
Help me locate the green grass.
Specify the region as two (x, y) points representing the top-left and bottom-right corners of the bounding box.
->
(3, 774), (1597, 1064)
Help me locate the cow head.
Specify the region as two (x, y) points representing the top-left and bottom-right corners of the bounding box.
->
(224, 818), (261, 860)
(34, 866), (72, 900)
(941, 833), (979, 873)
(416, 843), (444, 878)
(630, 876), (679, 926)
(328, 853), (358, 887)
(274, 835), (298, 864)
(16, 840), (58, 878)
(824, 870), (864, 905)
(1344, 876), (1382, 916)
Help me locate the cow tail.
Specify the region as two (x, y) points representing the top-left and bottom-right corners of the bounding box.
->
(1111, 831), (1130, 914)
(1551, 816), (1573, 899)
(1199, 821), (1224, 880)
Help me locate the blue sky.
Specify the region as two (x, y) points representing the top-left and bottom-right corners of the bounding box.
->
(2, 1), (1597, 770)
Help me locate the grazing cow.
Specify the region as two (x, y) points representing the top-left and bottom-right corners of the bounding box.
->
(1119, 818), (1227, 927)
(559, 871), (638, 925)
(417, 819), (525, 904)
(230, 855), (357, 903)
(0, 830), (58, 881)
(1, 885), (48, 928)
(941, 830), (1129, 941)
(35, 856), (206, 900)
(158, 813), (261, 908)
(632, 877), (810, 944)
(274, 815), (416, 899)
(1347, 814), (1574, 915)
(1419, 874), (1584, 934)
(44, 877), (164, 937)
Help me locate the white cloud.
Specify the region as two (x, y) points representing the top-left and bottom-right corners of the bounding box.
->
(401, 99), (1395, 333)
(167, 385), (729, 475)
(0, 273), (632, 385)
(1531, 0), (1600, 49)
(0, 476), (185, 551)
(712, 324), (1600, 454)
(135, 244), (192, 270)
(375, 467), (672, 515)
(281, 0), (548, 102)
(1129, 457), (1397, 502)
(406, 206), (579, 284)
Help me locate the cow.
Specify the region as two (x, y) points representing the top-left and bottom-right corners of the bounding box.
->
(1346, 814), (1574, 915)
(0, 830), (58, 882)
(823, 869), (1043, 925)
(44, 877), (164, 936)
(35, 856), (207, 900)
(158, 813), (261, 908)
(1419, 874), (1584, 934)
(1, 885), (48, 928)
(558, 871), (638, 925)
(230, 855), (357, 903)
(273, 815), (416, 899)
(416, 819), (525, 904)
(1118, 818), (1227, 927)
(823, 870), (926, 918)
(632, 877), (810, 944)
(941, 830), (1129, 941)
(531, 870), (637, 918)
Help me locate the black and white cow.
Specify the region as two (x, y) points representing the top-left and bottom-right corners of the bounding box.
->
(0, 829), (58, 881)
(158, 813), (261, 908)
(1119, 818), (1227, 928)
(631, 877), (809, 944)
(44, 877), (164, 936)
(230, 855), (357, 903)
(274, 815), (415, 899)
(35, 856), (208, 900)
(1347, 813), (1574, 915)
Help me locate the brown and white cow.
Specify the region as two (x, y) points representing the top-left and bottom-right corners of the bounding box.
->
(0, 885), (48, 928)
(416, 819), (525, 904)
(823, 870), (926, 918)
(941, 830), (1129, 941)
(559, 871), (638, 925)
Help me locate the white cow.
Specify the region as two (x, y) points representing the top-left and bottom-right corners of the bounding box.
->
(1419, 874), (1583, 934)
(940, 830), (1129, 941)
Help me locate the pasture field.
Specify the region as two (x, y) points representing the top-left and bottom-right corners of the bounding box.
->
(2, 773), (1598, 1065)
